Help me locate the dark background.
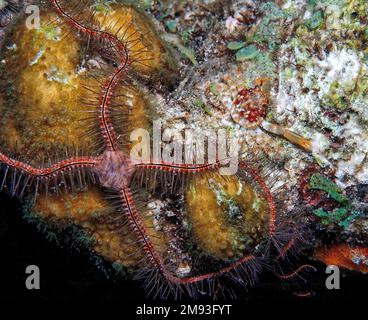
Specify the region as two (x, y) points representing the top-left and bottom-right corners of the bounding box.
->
(0, 192), (367, 307)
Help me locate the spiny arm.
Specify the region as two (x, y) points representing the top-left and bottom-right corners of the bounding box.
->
(0, 152), (98, 178)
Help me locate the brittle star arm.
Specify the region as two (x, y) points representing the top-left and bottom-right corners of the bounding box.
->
(239, 163), (276, 236)
(0, 152), (99, 178)
(50, 0), (130, 152)
(133, 160), (222, 173)
(274, 265), (317, 280)
(120, 186), (258, 287)
(134, 161), (276, 236)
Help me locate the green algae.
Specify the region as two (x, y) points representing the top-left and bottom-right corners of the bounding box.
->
(236, 45), (259, 62)
(243, 52), (276, 86)
(194, 99), (212, 115)
(309, 173), (362, 230)
(325, 81), (352, 110)
(313, 207), (349, 225)
(249, 2), (291, 52)
(209, 83), (220, 96)
(306, 10), (324, 30)
(165, 19), (177, 32)
(313, 207), (361, 230)
(309, 173), (348, 203)
(227, 41), (246, 51)
(37, 24), (62, 42)
(111, 261), (129, 277)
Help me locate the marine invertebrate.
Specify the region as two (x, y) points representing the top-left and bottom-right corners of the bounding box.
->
(207, 75), (313, 151)
(315, 244), (368, 274)
(231, 86), (268, 129)
(300, 169), (361, 230)
(260, 121), (313, 152)
(186, 174), (270, 260)
(0, 0), (313, 299)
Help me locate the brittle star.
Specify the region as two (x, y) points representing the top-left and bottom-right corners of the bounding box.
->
(0, 0), (316, 298)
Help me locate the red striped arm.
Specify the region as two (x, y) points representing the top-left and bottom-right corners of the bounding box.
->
(0, 153), (98, 178)
(134, 160), (221, 174)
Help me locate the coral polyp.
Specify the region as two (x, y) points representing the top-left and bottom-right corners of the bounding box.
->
(231, 86), (268, 129)
(186, 173), (270, 260)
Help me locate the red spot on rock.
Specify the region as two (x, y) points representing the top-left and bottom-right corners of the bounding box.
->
(231, 86), (268, 128)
